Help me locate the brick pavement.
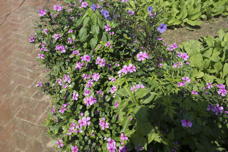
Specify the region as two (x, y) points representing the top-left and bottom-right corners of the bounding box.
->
(0, 0), (59, 152)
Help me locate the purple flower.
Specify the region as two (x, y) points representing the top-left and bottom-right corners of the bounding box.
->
(205, 82), (213, 89)
(83, 96), (97, 106)
(53, 5), (63, 11)
(182, 77), (191, 83)
(78, 116), (91, 127)
(67, 38), (73, 44)
(37, 53), (45, 59)
(96, 57), (106, 67)
(191, 90), (198, 95)
(107, 138), (117, 152)
(63, 74), (71, 83)
(68, 29), (74, 33)
(105, 41), (112, 48)
(86, 80), (94, 88)
(173, 62), (183, 68)
(99, 118), (109, 130)
(119, 146), (128, 152)
(157, 24), (167, 33)
(43, 29), (48, 34)
(29, 36), (35, 43)
(110, 86), (117, 94)
(81, 55), (91, 62)
(147, 6), (153, 12)
(136, 52), (149, 61)
(38, 9), (47, 16)
(52, 34), (61, 40)
(105, 24), (111, 32)
(218, 88), (227, 96)
(59, 104), (68, 114)
(71, 146), (79, 152)
(181, 120), (192, 128)
(75, 62), (84, 70)
(121, 0), (129, 2)
(207, 104), (224, 115)
(216, 84), (225, 89)
(177, 52), (189, 61)
(127, 10), (135, 15)
(120, 133), (128, 141)
(177, 82), (185, 87)
(36, 82), (43, 87)
(72, 91), (79, 101)
(80, 2), (88, 8)
(130, 84), (145, 92)
(114, 101), (119, 108)
(83, 89), (91, 96)
(72, 50), (80, 56)
(55, 45), (66, 53)
(92, 73), (100, 81)
(101, 9), (110, 19)
(118, 64), (137, 75)
(167, 43), (178, 51)
(91, 4), (97, 10)
(56, 139), (64, 148)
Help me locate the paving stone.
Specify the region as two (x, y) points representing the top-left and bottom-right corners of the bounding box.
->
(0, 0), (58, 151)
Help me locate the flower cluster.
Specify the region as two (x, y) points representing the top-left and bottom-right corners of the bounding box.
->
(118, 64), (137, 76)
(181, 119), (192, 128)
(177, 76), (191, 87)
(207, 104), (224, 115)
(99, 118), (109, 130)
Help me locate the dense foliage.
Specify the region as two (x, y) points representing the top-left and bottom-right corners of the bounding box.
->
(63, 0), (228, 26)
(30, 0), (228, 152)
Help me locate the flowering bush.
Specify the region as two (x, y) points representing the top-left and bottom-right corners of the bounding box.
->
(31, 0), (228, 152)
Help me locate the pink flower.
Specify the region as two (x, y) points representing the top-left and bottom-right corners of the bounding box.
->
(29, 36), (35, 43)
(110, 86), (117, 94)
(38, 9), (47, 16)
(107, 138), (117, 152)
(83, 96), (97, 106)
(177, 52), (189, 61)
(120, 133), (128, 141)
(105, 41), (112, 48)
(63, 74), (71, 83)
(56, 139), (64, 148)
(59, 104), (68, 114)
(114, 101), (119, 108)
(108, 77), (116, 82)
(55, 45), (66, 53)
(80, 2), (88, 8)
(105, 24), (111, 32)
(53, 5), (63, 11)
(182, 77), (191, 83)
(136, 52), (149, 61)
(173, 62), (183, 68)
(75, 62), (84, 70)
(216, 84), (225, 89)
(72, 50), (80, 56)
(37, 53), (45, 59)
(218, 89), (227, 96)
(81, 55), (91, 62)
(52, 34), (61, 40)
(43, 29), (48, 34)
(191, 90), (198, 95)
(99, 118), (109, 130)
(82, 74), (91, 80)
(177, 82), (185, 87)
(86, 80), (94, 88)
(72, 91), (79, 101)
(118, 64), (137, 75)
(96, 90), (104, 95)
(92, 73), (100, 81)
(167, 43), (178, 51)
(78, 116), (91, 127)
(96, 57), (106, 67)
(206, 82), (213, 89)
(71, 146), (79, 152)
(130, 84), (145, 92)
(83, 89), (91, 96)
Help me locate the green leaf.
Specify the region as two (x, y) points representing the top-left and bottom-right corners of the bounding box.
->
(223, 63), (228, 78)
(148, 131), (162, 143)
(189, 53), (204, 68)
(186, 20), (203, 26)
(135, 88), (150, 99)
(90, 38), (98, 49)
(79, 27), (88, 42)
(91, 25), (100, 36)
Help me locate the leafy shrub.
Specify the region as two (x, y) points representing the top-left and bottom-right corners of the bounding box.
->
(128, 0), (228, 26)
(31, 1), (228, 152)
(180, 30), (228, 86)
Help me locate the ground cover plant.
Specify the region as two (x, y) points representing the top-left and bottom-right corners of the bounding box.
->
(30, 0), (228, 151)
